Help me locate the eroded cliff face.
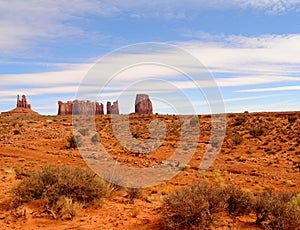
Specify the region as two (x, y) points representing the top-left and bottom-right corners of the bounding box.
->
(58, 100), (104, 115)
(58, 94), (152, 116)
(106, 101), (119, 115)
(135, 94), (153, 114)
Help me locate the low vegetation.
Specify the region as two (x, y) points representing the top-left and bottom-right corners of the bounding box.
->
(162, 183), (300, 229)
(11, 165), (109, 219)
(67, 135), (82, 149)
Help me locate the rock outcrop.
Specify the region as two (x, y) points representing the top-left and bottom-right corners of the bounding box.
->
(107, 101), (112, 114)
(112, 101), (119, 114)
(58, 100), (104, 115)
(17, 95), (31, 109)
(107, 100), (119, 114)
(135, 94), (153, 114)
(1, 95), (39, 115)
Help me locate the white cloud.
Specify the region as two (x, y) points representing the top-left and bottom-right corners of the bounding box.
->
(178, 33), (300, 75)
(0, 0), (108, 54)
(237, 85), (300, 92)
(1, 0), (300, 55)
(1, 32), (300, 113)
(240, 0), (300, 14)
(107, 0), (300, 18)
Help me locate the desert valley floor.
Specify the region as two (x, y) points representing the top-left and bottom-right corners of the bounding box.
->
(0, 112), (299, 229)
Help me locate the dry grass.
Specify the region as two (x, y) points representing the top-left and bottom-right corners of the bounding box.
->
(11, 165), (109, 219)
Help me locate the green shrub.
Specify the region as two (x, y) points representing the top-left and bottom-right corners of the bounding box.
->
(12, 165), (108, 218)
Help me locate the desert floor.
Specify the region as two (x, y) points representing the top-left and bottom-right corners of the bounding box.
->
(0, 112), (299, 229)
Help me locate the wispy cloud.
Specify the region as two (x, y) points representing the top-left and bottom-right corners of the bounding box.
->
(179, 33), (300, 75)
(0, 0), (109, 55)
(240, 0), (300, 14)
(237, 85), (300, 92)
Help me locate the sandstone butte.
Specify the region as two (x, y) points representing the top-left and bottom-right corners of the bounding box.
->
(1, 95), (39, 115)
(58, 100), (104, 115)
(135, 94), (153, 114)
(58, 94), (153, 115)
(58, 100), (119, 115)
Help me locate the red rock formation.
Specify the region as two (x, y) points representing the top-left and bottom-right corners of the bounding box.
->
(96, 102), (104, 115)
(135, 94), (153, 114)
(107, 101), (112, 114)
(112, 100), (119, 114)
(58, 101), (73, 115)
(58, 100), (104, 115)
(107, 101), (119, 114)
(1, 95), (38, 115)
(17, 95), (31, 109)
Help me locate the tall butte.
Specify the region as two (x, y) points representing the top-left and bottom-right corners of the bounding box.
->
(135, 94), (153, 114)
(1, 95), (39, 115)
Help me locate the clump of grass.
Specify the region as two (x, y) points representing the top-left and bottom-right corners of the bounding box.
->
(250, 127), (264, 137)
(234, 116), (246, 126)
(78, 128), (89, 136)
(91, 133), (100, 143)
(231, 134), (243, 145)
(189, 117), (199, 127)
(11, 165), (108, 219)
(288, 115), (297, 123)
(67, 135), (82, 149)
(126, 187), (143, 204)
(13, 130), (21, 135)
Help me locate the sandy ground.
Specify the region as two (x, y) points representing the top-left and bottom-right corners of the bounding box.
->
(0, 112), (299, 229)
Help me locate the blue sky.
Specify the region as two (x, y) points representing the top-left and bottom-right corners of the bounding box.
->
(1, 0), (300, 115)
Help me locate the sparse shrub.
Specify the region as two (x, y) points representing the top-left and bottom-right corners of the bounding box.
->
(126, 187), (142, 204)
(250, 127), (264, 137)
(67, 135), (82, 149)
(78, 128), (89, 136)
(13, 130), (21, 135)
(162, 182), (224, 229)
(178, 163), (190, 171)
(288, 115), (297, 123)
(162, 185), (210, 229)
(223, 185), (253, 217)
(254, 189), (300, 229)
(91, 133), (100, 143)
(231, 134), (243, 145)
(234, 116), (246, 126)
(189, 117), (199, 127)
(12, 165), (108, 218)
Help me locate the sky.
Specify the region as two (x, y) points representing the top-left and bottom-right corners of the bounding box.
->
(1, 0), (300, 115)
